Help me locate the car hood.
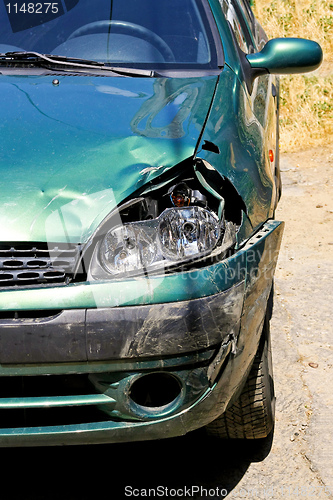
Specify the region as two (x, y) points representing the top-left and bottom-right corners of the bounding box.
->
(0, 74), (218, 243)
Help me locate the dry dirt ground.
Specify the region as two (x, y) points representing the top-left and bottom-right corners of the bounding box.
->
(2, 145), (332, 500)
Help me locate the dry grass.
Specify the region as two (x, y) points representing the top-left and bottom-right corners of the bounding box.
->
(253, 0), (333, 151)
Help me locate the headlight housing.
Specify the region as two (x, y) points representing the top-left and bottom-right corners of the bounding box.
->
(99, 206), (221, 277)
(85, 159), (245, 281)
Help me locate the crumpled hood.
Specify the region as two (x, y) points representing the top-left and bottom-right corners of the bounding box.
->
(0, 74), (218, 243)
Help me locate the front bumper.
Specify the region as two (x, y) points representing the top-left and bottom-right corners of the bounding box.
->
(0, 220), (283, 446)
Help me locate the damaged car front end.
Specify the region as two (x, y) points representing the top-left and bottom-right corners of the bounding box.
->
(0, 0), (322, 446)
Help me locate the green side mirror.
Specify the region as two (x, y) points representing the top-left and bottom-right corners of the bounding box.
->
(246, 38), (323, 75)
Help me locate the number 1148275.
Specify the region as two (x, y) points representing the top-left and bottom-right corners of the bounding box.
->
(6, 3), (59, 14)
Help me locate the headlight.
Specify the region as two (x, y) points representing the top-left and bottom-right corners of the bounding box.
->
(100, 225), (156, 275)
(99, 206), (221, 276)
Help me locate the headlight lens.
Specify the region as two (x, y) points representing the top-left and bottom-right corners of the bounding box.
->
(99, 206), (221, 276)
(101, 225), (156, 275)
(159, 207), (220, 260)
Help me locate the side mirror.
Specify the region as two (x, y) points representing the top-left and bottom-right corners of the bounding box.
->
(246, 37), (323, 75)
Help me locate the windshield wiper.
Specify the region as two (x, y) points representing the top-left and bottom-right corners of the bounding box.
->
(0, 51), (158, 77)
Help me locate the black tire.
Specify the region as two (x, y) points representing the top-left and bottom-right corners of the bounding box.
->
(206, 310), (275, 439)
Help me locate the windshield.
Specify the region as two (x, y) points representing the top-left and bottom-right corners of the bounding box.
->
(0, 0), (219, 69)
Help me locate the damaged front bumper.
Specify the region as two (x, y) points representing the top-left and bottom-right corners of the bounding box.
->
(0, 219), (283, 446)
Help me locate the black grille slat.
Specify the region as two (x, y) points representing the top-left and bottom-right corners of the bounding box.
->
(0, 242), (81, 288)
(0, 257), (76, 269)
(1, 257), (49, 268)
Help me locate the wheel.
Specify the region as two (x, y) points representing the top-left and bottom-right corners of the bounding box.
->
(206, 308), (275, 439)
(67, 20), (175, 62)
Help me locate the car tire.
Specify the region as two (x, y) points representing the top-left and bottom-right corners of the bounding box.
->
(206, 307), (275, 439)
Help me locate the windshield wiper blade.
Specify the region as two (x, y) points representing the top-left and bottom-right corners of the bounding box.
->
(2, 51), (102, 65)
(0, 51), (157, 77)
(105, 66), (159, 77)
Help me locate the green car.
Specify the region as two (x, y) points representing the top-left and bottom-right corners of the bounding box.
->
(0, 0), (322, 446)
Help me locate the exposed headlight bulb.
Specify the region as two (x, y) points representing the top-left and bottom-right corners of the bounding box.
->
(170, 182), (190, 207)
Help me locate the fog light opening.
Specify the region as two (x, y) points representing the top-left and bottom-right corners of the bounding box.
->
(129, 372), (182, 409)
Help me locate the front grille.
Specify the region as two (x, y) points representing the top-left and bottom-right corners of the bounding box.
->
(0, 242), (82, 287)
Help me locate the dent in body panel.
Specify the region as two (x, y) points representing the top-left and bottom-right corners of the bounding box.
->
(197, 65), (278, 236)
(0, 75), (218, 243)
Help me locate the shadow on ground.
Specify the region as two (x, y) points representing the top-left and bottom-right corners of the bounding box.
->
(2, 429), (274, 499)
